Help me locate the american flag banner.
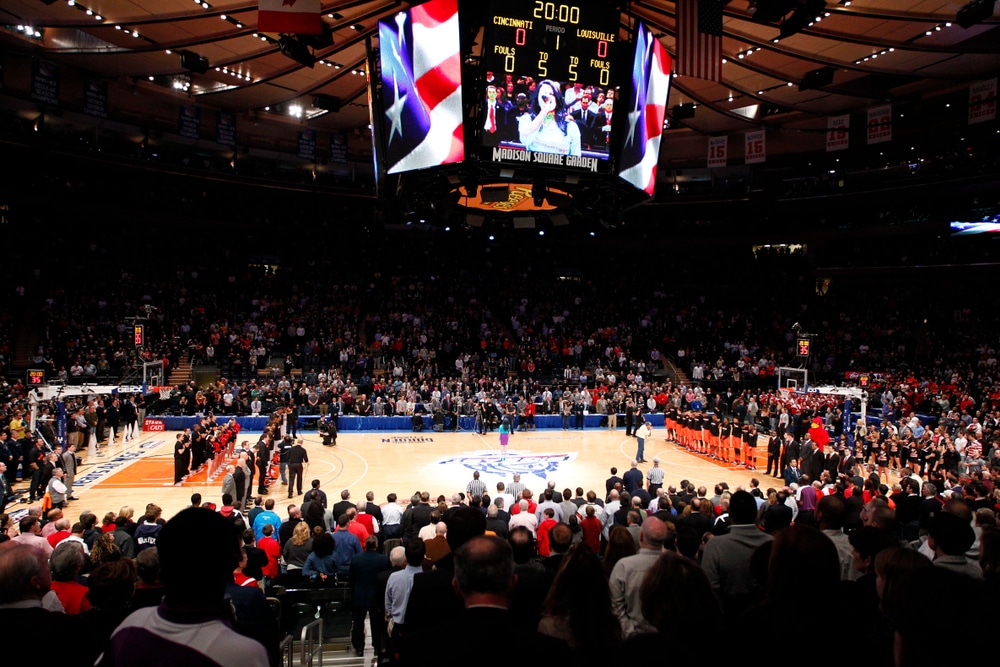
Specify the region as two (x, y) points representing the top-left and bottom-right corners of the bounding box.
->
(677, 0), (723, 82)
(258, 0), (322, 35)
(618, 23), (672, 196)
(379, 0), (464, 175)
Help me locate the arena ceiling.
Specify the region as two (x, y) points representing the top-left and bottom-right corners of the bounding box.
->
(1, 0), (998, 165)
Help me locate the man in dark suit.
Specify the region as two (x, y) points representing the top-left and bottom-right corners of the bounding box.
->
(570, 93), (600, 150)
(400, 535), (517, 666)
(401, 508), (486, 634)
(365, 491), (384, 526)
(783, 458), (802, 486)
(824, 447), (841, 478)
(349, 536), (391, 657)
(605, 467), (624, 501)
(333, 489), (355, 522)
(254, 436), (271, 495)
(766, 433), (783, 477)
(622, 461), (643, 496)
(799, 437), (823, 485)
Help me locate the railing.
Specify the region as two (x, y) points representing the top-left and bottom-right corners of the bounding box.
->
(298, 619), (324, 667)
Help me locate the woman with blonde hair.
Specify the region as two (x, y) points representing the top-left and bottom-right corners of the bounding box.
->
(282, 520), (313, 572)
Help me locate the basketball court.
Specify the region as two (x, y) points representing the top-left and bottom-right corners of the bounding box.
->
(48, 425), (778, 521)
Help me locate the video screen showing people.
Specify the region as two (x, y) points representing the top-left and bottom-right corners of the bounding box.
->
(481, 72), (615, 159)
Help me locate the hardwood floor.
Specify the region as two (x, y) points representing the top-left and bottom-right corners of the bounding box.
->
(12, 426), (783, 522)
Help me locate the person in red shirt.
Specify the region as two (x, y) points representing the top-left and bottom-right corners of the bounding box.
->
(580, 505), (603, 554)
(345, 508), (370, 547)
(354, 502), (378, 539)
(258, 523), (281, 584)
(47, 518), (73, 550)
(537, 508), (558, 557)
(50, 542), (92, 614)
(233, 548), (258, 587)
(509, 490), (538, 516)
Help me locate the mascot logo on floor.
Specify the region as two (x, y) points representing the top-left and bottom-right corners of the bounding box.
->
(435, 452), (576, 479)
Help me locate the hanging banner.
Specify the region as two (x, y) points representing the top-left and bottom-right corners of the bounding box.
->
(297, 128), (316, 161)
(969, 79), (997, 125)
(83, 78), (108, 119)
(216, 111), (237, 147)
(867, 104), (892, 144)
(826, 114), (849, 152)
(179, 105), (201, 140)
(744, 129), (765, 164)
(31, 59), (60, 107)
(707, 136), (727, 167)
(330, 131), (349, 164)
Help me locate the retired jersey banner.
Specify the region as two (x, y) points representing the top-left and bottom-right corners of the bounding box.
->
(969, 79), (997, 125)
(744, 130), (765, 164)
(707, 136), (727, 167)
(258, 0), (322, 35)
(826, 114), (849, 152)
(867, 104), (892, 144)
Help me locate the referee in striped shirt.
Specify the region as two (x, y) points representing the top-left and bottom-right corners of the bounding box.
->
(646, 457), (665, 496)
(467, 471), (487, 498)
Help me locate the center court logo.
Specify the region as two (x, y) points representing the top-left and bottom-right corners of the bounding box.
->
(435, 452), (576, 479)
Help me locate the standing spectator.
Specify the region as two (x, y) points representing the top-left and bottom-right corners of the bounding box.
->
(349, 536), (391, 657)
(700, 491), (773, 620)
(96, 508), (269, 667)
(608, 517), (667, 637)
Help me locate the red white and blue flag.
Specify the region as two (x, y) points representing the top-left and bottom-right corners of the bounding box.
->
(618, 23), (672, 196)
(677, 0), (723, 82)
(379, 0), (464, 175)
(258, 0), (322, 35)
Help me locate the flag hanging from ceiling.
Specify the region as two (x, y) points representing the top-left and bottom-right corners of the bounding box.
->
(379, 0), (464, 175)
(618, 23), (672, 196)
(676, 0), (723, 82)
(258, 0), (322, 35)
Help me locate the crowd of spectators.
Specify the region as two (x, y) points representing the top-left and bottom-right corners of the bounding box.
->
(2, 439), (997, 666)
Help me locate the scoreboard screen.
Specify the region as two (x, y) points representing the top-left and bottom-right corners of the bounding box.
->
(797, 337), (812, 358)
(481, 0), (620, 172)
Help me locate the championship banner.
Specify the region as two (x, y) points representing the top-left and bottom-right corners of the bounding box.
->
(744, 129), (765, 164)
(969, 79), (997, 125)
(216, 111), (237, 147)
(826, 114), (849, 152)
(31, 59), (60, 107)
(707, 135), (727, 167)
(867, 104), (892, 144)
(297, 128), (316, 161)
(179, 105), (201, 140)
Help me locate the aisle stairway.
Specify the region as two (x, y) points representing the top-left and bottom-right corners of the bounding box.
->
(167, 350), (193, 386)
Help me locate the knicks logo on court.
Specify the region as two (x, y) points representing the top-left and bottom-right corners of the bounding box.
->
(435, 452), (576, 479)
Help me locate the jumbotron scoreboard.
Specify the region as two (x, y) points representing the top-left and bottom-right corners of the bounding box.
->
(481, 0), (621, 171)
(489, 1), (617, 90)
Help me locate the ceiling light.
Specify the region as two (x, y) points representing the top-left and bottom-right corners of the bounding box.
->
(94, 14), (102, 20)
(220, 14), (227, 20)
